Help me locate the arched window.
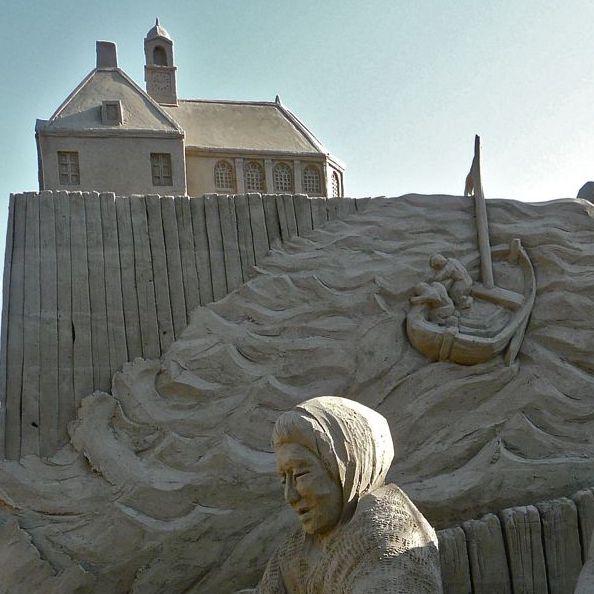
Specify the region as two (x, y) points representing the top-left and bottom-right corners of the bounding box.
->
(332, 171), (341, 197)
(153, 46), (167, 66)
(214, 160), (235, 191)
(245, 161), (265, 191)
(302, 165), (321, 195)
(273, 162), (293, 192)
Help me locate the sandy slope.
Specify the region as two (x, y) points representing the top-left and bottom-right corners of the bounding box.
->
(0, 194), (593, 593)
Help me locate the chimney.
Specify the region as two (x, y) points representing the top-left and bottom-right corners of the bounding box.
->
(96, 41), (118, 68)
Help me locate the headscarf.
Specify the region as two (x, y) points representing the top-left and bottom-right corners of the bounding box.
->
(272, 396), (394, 521)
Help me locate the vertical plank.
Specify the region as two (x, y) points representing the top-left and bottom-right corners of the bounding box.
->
(204, 195), (227, 301)
(129, 195), (160, 360)
(248, 193), (269, 265)
(499, 505), (548, 593)
(537, 497), (582, 594)
(54, 192), (73, 447)
(100, 193), (128, 377)
(326, 197), (340, 221)
(115, 196), (142, 360)
(355, 197), (372, 212)
(70, 192), (93, 408)
(235, 194), (255, 281)
(218, 195), (243, 292)
(274, 195), (290, 242)
(262, 194), (281, 248)
(175, 196), (201, 316)
(0, 194), (16, 458)
(310, 197), (328, 228)
(293, 194), (313, 236)
(336, 196), (350, 219)
(573, 488), (594, 562)
(462, 513), (512, 594)
(189, 196), (214, 305)
(161, 196), (187, 337)
(145, 194), (174, 352)
(345, 197), (357, 214)
(38, 191), (59, 457)
(85, 192), (111, 391)
(21, 192), (41, 456)
(282, 194), (298, 237)
(4, 194), (25, 459)
(437, 527), (472, 594)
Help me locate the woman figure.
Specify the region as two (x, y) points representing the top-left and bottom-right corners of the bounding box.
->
(254, 396), (442, 593)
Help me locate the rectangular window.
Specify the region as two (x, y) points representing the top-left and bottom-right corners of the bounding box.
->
(57, 151), (80, 186)
(101, 100), (123, 125)
(151, 153), (173, 186)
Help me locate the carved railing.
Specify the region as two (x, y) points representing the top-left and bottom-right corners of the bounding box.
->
(438, 486), (594, 593)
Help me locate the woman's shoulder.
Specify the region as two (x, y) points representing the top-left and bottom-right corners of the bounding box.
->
(352, 484), (438, 551)
(345, 485), (443, 592)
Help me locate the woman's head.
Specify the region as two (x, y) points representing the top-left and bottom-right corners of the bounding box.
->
(273, 396), (394, 536)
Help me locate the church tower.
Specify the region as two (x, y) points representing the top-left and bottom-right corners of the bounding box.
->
(144, 19), (178, 105)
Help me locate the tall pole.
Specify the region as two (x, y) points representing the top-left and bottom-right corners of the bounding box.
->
(468, 135), (494, 289)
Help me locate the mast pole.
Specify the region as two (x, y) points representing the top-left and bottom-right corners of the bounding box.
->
(468, 135), (494, 289)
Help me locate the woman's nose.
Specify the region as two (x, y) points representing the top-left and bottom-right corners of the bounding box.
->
(284, 477), (300, 504)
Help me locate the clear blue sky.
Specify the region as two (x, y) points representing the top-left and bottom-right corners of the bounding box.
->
(2, 0), (594, 249)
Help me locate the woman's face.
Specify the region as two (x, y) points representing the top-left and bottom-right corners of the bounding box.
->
(276, 443), (342, 536)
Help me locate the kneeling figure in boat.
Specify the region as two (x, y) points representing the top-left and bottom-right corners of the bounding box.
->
(410, 281), (458, 326)
(430, 253), (473, 309)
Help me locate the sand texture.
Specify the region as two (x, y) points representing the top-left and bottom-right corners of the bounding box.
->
(0, 194), (593, 593)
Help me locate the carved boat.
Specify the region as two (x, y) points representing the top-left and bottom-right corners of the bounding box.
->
(406, 136), (536, 366)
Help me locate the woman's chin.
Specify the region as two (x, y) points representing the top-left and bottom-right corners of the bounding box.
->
(300, 515), (338, 537)
(300, 514), (322, 535)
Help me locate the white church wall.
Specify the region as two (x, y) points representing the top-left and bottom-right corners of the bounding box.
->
(39, 134), (186, 196)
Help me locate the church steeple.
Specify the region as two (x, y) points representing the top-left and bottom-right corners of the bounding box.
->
(144, 19), (178, 105)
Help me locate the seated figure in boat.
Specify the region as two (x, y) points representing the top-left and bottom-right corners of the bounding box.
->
(429, 253), (473, 309)
(249, 396), (443, 594)
(410, 281), (458, 325)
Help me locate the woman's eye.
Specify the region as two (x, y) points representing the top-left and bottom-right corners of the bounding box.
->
(294, 471), (309, 479)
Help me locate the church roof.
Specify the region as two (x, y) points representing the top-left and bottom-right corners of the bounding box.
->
(38, 68), (182, 135)
(163, 99), (328, 155)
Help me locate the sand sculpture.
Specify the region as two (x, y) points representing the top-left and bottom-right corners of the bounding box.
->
(0, 190), (593, 592)
(410, 281), (457, 325)
(248, 396), (442, 593)
(406, 136), (536, 366)
(0, 139), (593, 593)
(429, 254), (473, 309)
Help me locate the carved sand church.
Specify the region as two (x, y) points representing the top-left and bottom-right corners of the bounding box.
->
(35, 20), (345, 198)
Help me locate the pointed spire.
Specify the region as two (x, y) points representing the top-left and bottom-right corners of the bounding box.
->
(275, 94), (281, 105)
(146, 18), (171, 40)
